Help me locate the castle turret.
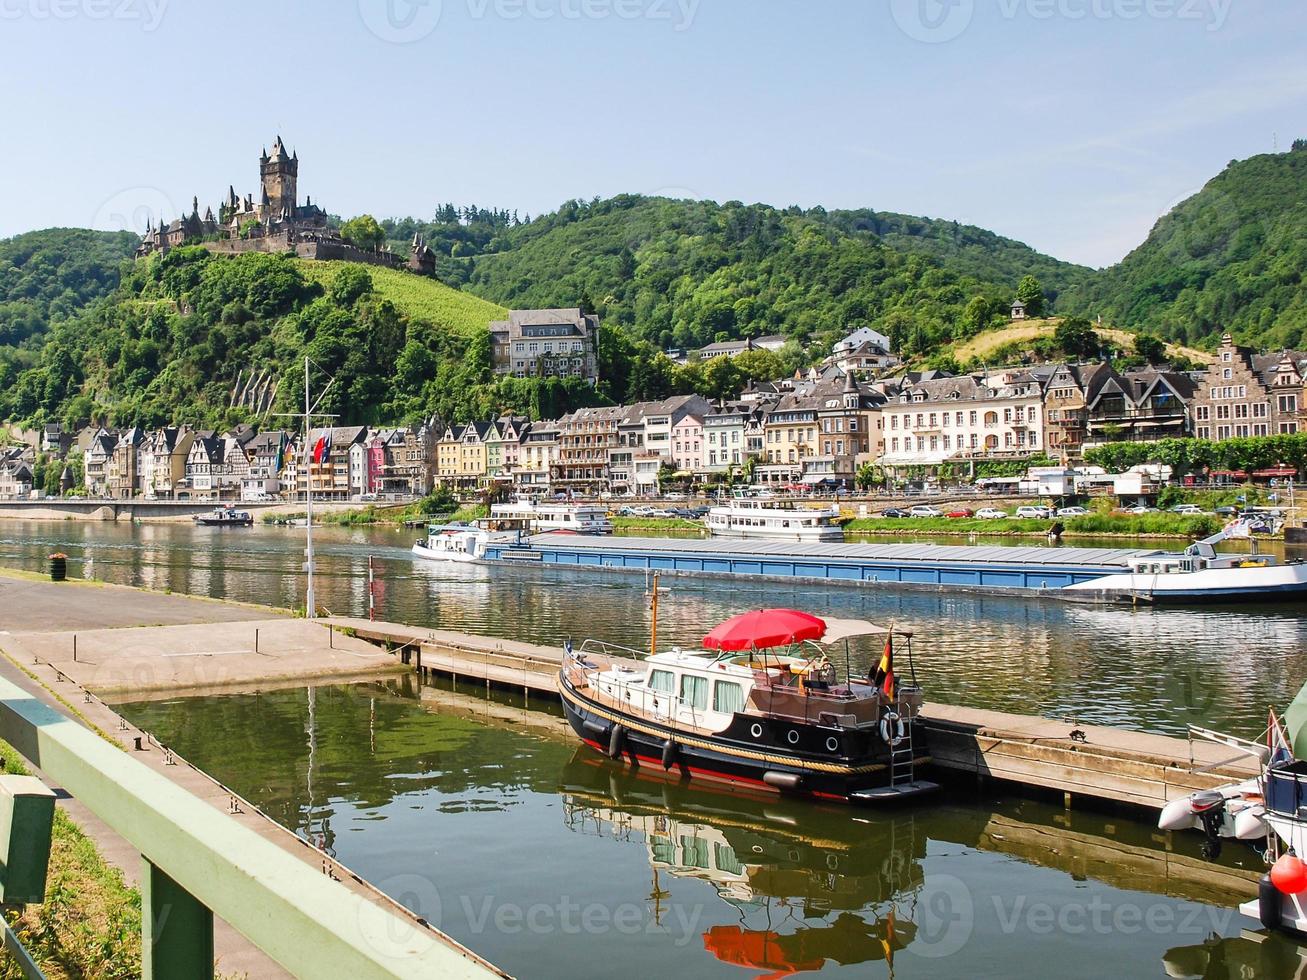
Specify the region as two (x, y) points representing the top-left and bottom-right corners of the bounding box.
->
(260, 135), (298, 217)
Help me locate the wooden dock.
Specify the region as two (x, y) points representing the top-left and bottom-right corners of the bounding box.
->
(327, 616), (1260, 811)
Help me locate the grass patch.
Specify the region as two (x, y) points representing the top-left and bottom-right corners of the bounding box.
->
(846, 517), (1051, 535)
(0, 742), (141, 980)
(293, 261), (507, 335)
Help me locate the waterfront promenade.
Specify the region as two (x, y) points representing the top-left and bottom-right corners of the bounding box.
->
(0, 569), (507, 979)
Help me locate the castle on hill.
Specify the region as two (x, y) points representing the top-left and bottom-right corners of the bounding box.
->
(135, 137), (437, 276)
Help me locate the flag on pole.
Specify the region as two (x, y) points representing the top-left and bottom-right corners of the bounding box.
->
(312, 430), (332, 465)
(873, 630), (895, 701)
(274, 431), (287, 474)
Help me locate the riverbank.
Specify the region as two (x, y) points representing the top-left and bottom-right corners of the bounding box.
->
(843, 513), (1223, 539)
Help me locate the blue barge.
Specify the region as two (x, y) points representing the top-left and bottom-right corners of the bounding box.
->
(482, 534), (1159, 596)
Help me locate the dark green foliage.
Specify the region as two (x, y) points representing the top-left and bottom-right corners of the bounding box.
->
(1060, 146), (1307, 350)
(1016, 275), (1046, 317)
(0, 228), (137, 348)
(458, 196), (1059, 358)
(1052, 316), (1103, 359)
(0, 250), (605, 429)
(1083, 434), (1307, 476)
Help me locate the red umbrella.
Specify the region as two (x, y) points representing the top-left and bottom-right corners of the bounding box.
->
(703, 609), (827, 652)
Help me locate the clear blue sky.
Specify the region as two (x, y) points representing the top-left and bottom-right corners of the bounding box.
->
(1, 0), (1302, 267)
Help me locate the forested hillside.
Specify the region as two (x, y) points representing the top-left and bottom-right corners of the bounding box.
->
(0, 228), (137, 348)
(0, 249), (603, 429)
(1059, 142), (1307, 350)
(459, 195), (1043, 358)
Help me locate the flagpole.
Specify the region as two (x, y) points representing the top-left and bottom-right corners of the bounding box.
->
(305, 355), (315, 619)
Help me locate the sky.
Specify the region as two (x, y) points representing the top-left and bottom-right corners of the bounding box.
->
(0, 0), (1303, 268)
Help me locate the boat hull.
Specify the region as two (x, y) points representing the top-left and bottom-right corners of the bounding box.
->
(1063, 562), (1307, 604)
(411, 542), (481, 564)
(559, 674), (931, 802)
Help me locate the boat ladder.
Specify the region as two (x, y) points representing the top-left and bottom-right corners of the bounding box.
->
(889, 718), (916, 788)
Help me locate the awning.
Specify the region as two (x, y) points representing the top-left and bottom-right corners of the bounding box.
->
(1253, 468), (1299, 477)
(1211, 470), (1248, 478)
(802, 474), (835, 484)
(818, 618), (889, 644)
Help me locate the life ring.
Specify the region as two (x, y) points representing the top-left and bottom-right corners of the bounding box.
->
(880, 711), (906, 747)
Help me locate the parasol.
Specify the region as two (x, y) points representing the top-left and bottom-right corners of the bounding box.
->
(703, 609), (827, 652)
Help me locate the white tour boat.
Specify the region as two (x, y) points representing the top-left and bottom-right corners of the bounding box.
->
(706, 499), (843, 542)
(490, 500), (613, 535)
(1063, 519), (1307, 604)
(411, 523), (528, 563)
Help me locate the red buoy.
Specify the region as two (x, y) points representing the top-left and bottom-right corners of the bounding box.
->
(1270, 852), (1307, 894)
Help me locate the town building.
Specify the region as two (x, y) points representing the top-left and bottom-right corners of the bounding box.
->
(671, 412), (705, 474)
(513, 421), (559, 491)
(84, 430), (118, 497)
(554, 406), (626, 489)
(1191, 334), (1306, 440)
(490, 309), (600, 385)
(879, 371), (1045, 470)
(696, 335), (787, 360)
(832, 327), (892, 356)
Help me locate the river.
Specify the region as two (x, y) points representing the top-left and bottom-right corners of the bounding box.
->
(2, 519), (1303, 737)
(4, 518), (1304, 977)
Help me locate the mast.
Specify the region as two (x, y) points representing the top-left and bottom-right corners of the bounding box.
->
(649, 571), (659, 657)
(304, 356), (315, 618)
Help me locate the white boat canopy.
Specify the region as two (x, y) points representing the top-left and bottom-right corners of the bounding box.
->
(817, 618), (890, 644)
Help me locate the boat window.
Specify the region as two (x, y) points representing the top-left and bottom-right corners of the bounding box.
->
(713, 680), (745, 714)
(680, 674), (709, 711)
(714, 843), (744, 876)
(680, 835), (710, 869)
(650, 837), (675, 864)
(648, 669), (675, 694)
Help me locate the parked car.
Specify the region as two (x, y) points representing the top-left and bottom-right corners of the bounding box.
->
(1213, 506), (1239, 516)
(1056, 506), (1088, 517)
(945, 508), (975, 518)
(975, 507), (1008, 520)
(1170, 504), (1204, 515)
(1015, 506), (1053, 519)
(880, 508), (910, 518)
(909, 505), (944, 518)
(1122, 505), (1159, 514)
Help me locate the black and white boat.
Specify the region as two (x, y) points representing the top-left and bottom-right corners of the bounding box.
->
(193, 505), (254, 527)
(558, 604), (936, 803)
(1158, 683), (1307, 935)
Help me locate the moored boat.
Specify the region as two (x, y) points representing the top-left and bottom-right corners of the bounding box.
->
(412, 524), (491, 563)
(706, 498), (843, 542)
(193, 505), (254, 527)
(558, 606), (936, 803)
(490, 499), (613, 535)
(1064, 519), (1307, 604)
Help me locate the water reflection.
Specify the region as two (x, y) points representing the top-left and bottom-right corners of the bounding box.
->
(560, 753), (921, 975)
(1162, 932), (1307, 978)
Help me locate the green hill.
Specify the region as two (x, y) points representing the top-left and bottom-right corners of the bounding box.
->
(0, 248), (594, 430)
(292, 260), (505, 336)
(460, 195), (1050, 359)
(1059, 143), (1307, 350)
(0, 228), (138, 348)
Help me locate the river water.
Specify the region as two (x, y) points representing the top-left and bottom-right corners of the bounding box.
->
(2, 519), (1303, 737)
(4, 519), (1306, 977)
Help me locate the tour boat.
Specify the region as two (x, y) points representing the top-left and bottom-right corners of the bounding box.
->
(1063, 519), (1307, 604)
(705, 499), (844, 542)
(490, 499), (613, 535)
(558, 603), (937, 803)
(193, 505), (254, 527)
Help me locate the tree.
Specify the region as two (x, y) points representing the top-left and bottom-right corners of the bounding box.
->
(1016, 275), (1046, 317)
(1053, 316), (1101, 359)
(340, 214), (385, 251)
(1134, 334), (1167, 364)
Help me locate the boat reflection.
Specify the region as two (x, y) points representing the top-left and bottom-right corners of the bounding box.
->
(560, 751), (923, 975)
(1161, 931), (1307, 978)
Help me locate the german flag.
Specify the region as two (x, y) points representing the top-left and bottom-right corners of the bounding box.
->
(873, 631), (895, 701)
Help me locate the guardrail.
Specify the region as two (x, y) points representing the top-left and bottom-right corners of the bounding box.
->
(0, 674), (507, 980)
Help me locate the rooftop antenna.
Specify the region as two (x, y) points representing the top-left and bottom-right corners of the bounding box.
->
(275, 356), (337, 618)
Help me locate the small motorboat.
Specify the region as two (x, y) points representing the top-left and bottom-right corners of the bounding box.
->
(193, 505), (254, 527)
(412, 524), (491, 564)
(558, 599), (937, 803)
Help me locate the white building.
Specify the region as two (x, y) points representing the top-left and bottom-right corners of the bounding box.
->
(832, 327), (891, 356)
(880, 371), (1046, 469)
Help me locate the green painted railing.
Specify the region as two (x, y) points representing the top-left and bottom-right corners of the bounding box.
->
(0, 675), (508, 980)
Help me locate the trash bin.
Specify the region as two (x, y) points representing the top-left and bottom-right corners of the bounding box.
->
(48, 553), (67, 582)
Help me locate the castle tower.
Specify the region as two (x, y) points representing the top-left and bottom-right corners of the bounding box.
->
(260, 136), (298, 219)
